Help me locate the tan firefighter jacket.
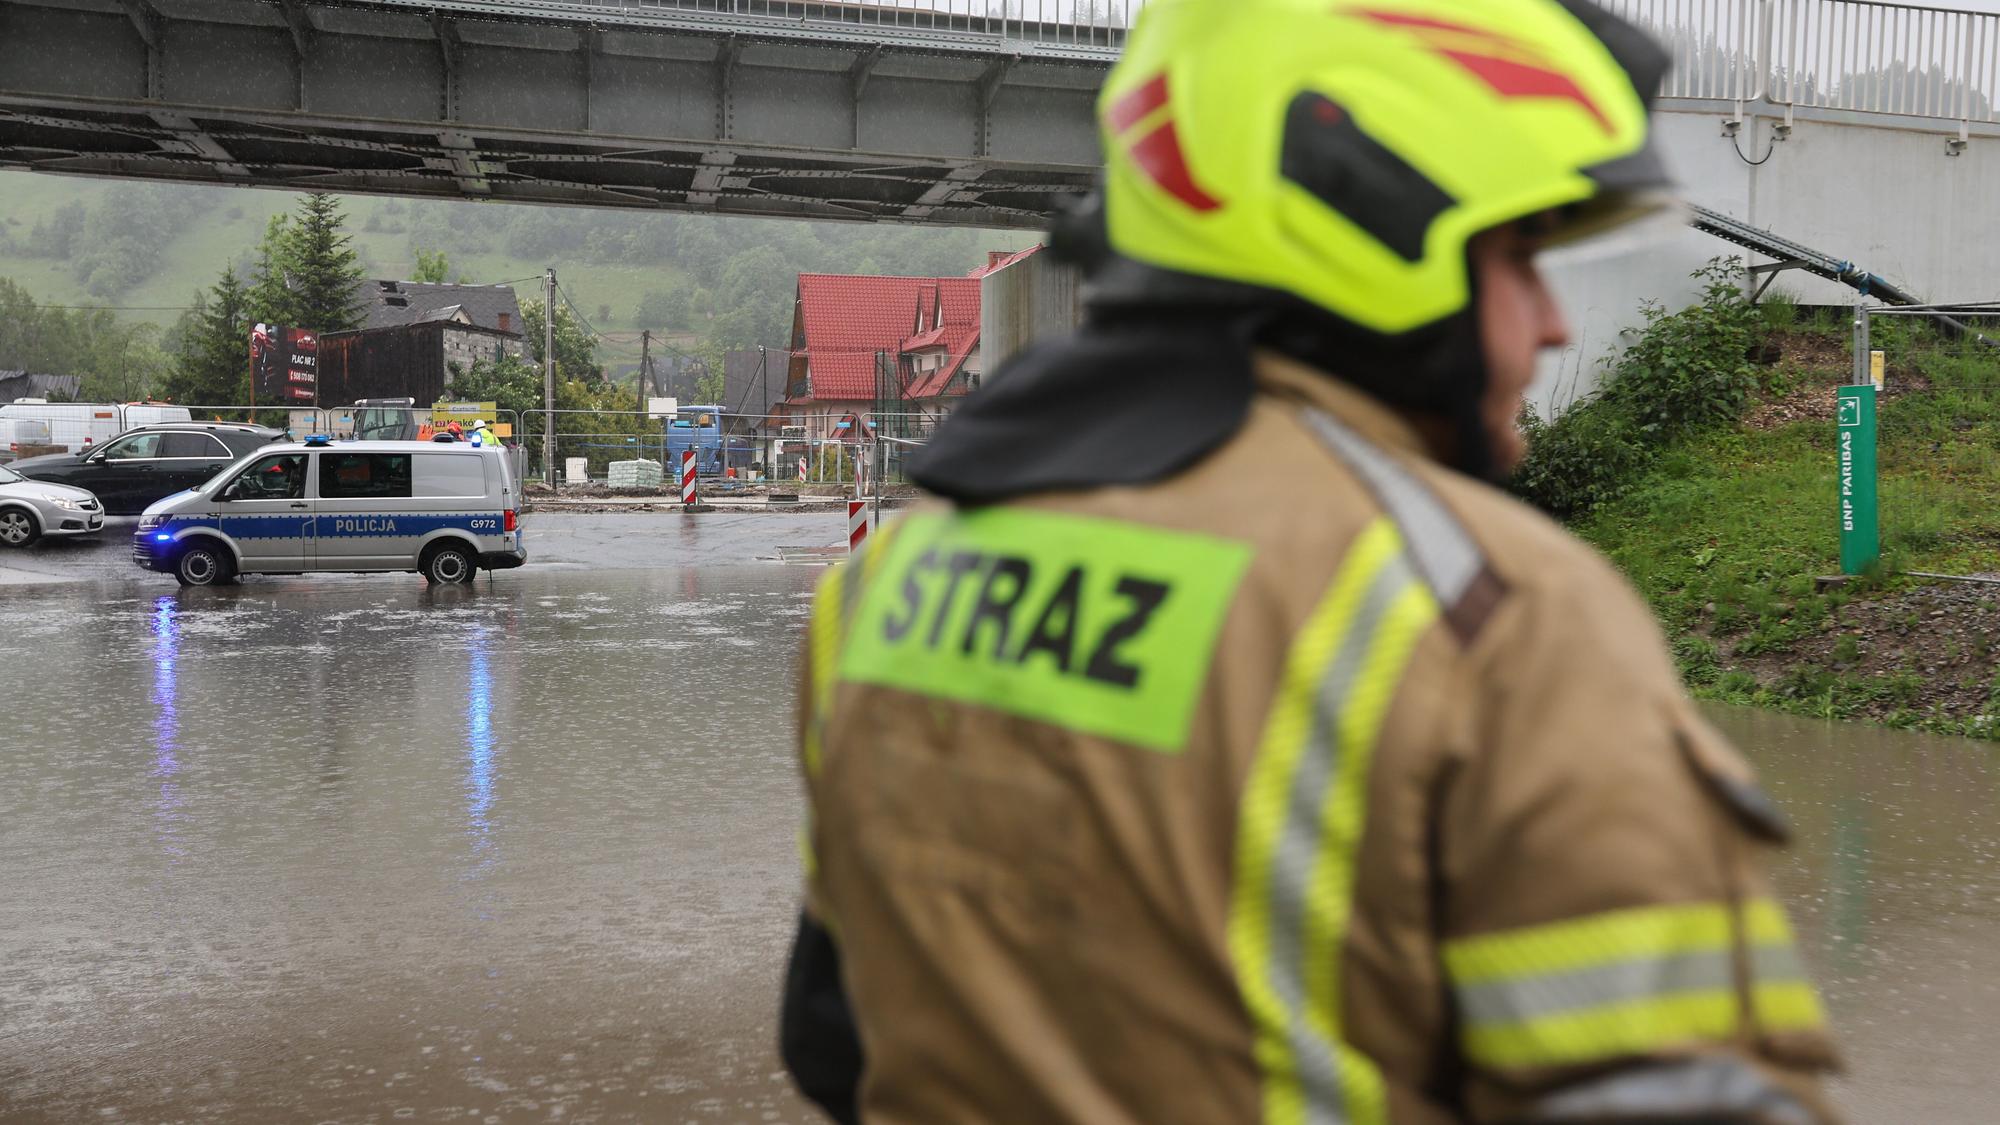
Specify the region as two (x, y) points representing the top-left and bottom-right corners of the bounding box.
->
(788, 351), (1840, 1124)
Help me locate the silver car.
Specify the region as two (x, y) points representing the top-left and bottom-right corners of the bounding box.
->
(0, 463), (104, 548)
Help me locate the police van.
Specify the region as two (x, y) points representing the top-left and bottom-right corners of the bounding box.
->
(134, 436), (526, 587)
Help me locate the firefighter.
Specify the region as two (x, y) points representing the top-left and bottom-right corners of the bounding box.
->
(780, 1), (1839, 1122)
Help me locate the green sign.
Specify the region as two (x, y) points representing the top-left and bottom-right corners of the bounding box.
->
(839, 508), (1253, 754)
(1837, 384), (1878, 574)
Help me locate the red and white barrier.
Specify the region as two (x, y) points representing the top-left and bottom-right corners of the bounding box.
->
(797, 455), (808, 482)
(848, 500), (869, 553)
(681, 450), (697, 505)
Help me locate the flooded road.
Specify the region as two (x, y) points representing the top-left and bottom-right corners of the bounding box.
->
(2, 556), (1997, 1121)
(0, 569), (822, 1123)
(1718, 707), (2000, 1122)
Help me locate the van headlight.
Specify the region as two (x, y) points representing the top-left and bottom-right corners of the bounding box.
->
(138, 514), (165, 531)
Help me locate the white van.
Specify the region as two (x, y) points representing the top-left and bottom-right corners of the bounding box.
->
(133, 436), (526, 587)
(0, 417), (51, 463)
(0, 400), (194, 453)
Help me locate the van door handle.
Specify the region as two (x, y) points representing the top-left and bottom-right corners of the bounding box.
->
(289, 502), (308, 509)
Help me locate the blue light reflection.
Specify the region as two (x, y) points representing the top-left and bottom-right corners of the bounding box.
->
(464, 637), (497, 882)
(149, 596), (186, 860)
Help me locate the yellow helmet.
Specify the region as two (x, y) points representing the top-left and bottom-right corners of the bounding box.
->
(1089, 0), (1673, 340)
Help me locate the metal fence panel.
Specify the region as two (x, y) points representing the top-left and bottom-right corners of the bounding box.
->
(585, 0), (1144, 51)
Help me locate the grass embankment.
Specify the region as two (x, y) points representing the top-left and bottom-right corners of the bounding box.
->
(1567, 305), (2000, 737)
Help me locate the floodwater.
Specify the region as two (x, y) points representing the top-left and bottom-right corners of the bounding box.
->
(0, 569), (822, 1123)
(1, 565), (1996, 1122)
(1720, 706), (2000, 1121)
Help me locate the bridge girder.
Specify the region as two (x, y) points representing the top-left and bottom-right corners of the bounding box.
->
(0, 0), (1110, 228)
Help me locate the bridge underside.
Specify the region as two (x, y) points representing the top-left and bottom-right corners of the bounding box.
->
(0, 0), (1111, 227)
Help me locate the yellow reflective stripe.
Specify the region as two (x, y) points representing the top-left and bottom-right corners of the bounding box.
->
(1446, 899), (1784, 985)
(1445, 898), (1826, 1070)
(1462, 980), (1825, 1071)
(1229, 518), (1440, 1125)
(802, 564), (847, 777)
(1742, 897), (1800, 947)
(1755, 979), (1827, 1033)
(1465, 989), (1740, 1070)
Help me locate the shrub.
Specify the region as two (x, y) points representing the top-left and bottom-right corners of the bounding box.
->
(1512, 258), (1761, 519)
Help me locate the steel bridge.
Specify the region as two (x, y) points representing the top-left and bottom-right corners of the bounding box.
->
(0, 0), (1138, 227)
(8, 0), (2000, 228)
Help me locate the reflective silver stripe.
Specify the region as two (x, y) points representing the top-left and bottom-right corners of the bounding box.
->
(1298, 407), (1482, 610)
(1456, 944), (1807, 1028)
(1265, 547), (1419, 1124)
(1527, 1057), (1819, 1124)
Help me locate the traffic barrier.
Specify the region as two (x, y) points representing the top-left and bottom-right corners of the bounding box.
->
(798, 455), (808, 482)
(681, 450), (697, 505)
(849, 500), (869, 553)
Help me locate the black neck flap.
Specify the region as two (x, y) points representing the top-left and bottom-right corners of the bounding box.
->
(907, 321), (1258, 505)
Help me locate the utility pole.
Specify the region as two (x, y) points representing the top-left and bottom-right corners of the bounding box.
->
(639, 329), (653, 466)
(639, 329), (651, 406)
(543, 267), (557, 487)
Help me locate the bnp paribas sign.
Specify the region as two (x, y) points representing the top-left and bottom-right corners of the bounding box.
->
(1837, 383), (1878, 575)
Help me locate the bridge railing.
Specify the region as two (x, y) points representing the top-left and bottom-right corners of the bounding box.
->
(595, 0), (1141, 51)
(1767, 0), (2000, 133)
(1607, 0), (2000, 141)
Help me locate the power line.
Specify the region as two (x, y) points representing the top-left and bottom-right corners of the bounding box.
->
(29, 303), (200, 312)
(552, 277), (704, 366)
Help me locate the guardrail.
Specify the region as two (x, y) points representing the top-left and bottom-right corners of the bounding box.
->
(1604, 0), (2000, 144)
(583, 0), (1139, 53)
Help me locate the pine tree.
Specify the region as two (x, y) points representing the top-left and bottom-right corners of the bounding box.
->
(160, 267), (253, 407)
(283, 193), (364, 332)
(246, 194), (364, 333)
(247, 213), (296, 328)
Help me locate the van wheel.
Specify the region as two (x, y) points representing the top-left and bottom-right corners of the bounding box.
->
(423, 543), (476, 585)
(175, 542), (234, 587)
(0, 508), (39, 549)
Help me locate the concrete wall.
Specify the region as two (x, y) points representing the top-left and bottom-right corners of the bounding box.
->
(1536, 103), (2000, 414)
(981, 248), (1085, 377)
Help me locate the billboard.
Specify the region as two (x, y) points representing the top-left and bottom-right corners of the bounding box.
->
(252, 324), (319, 405)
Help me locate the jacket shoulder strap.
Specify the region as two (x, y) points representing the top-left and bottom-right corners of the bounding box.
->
(1299, 406), (1506, 642)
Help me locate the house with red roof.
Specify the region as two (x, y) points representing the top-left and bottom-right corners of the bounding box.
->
(779, 251), (1036, 443)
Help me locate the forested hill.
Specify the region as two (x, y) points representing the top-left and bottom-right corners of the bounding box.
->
(0, 170), (1035, 372)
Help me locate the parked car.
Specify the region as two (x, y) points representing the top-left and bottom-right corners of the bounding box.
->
(9, 422), (285, 515)
(0, 463), (104, 548)
(136, 436), (526, 586)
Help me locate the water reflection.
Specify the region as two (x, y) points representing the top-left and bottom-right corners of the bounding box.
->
(465, 632), (498, 882)
(147, 594), (186, 861)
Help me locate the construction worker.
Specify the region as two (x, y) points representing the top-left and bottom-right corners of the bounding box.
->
(781, 0), (1839, 1122)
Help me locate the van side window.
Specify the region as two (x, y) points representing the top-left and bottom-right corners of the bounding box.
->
(228, 454), (308, 500)
(321, 453), (413, 500)
(415, 454), (487, 499)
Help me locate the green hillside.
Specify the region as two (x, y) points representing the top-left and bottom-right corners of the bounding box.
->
(0, 170), (1037, 378)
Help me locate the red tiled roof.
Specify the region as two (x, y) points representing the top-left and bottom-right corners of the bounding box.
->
(793, 273), (982, 402)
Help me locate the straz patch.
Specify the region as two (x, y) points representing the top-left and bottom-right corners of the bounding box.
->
(841, 509), (1252, 754)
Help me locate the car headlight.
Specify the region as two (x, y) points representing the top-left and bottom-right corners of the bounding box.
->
(138, 514), (164, 531)
(51, 496), (83, 511)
